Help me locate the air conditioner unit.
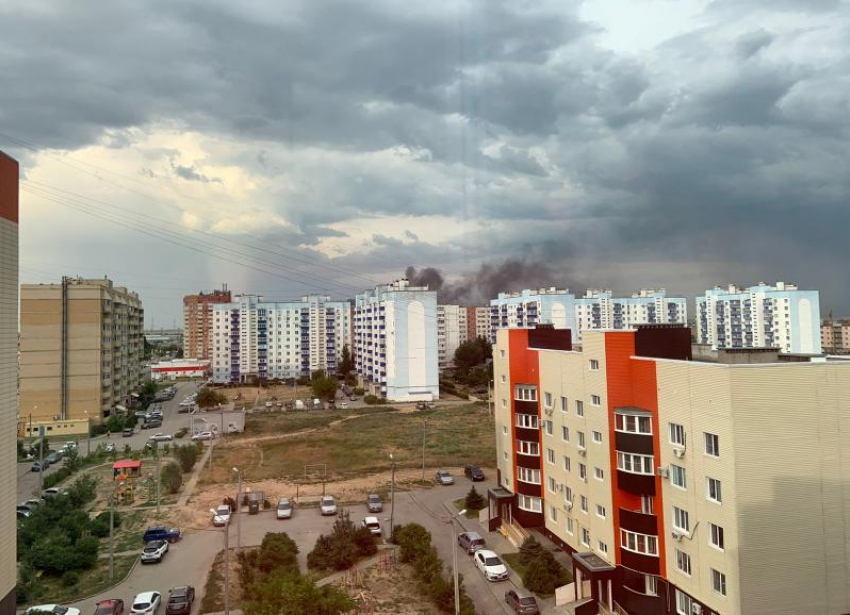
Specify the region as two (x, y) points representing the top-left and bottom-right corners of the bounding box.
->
(564, 501), (573, 510)
(673, 447), (686, 459)
(691, 604), (703, 615)
(544, 407), (554, 416)
(558, 483), (564, 493)
(671, 531), (684, 541)
(578, 446), (587, 456)
(657, 466), (670, 479)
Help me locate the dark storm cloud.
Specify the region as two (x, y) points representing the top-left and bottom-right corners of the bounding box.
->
(3, 0), (850, 316)
(172, 164), (221, 184)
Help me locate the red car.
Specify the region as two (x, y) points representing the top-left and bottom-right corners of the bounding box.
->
(94, 600), (124, 615)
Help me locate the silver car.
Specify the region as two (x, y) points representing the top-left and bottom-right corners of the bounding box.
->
(435, 470), (454, 485)
(276, 498), (293, 519)
(320, 496), (338, 516)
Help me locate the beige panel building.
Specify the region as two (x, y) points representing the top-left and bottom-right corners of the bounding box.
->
(0, 150), (19, 612)
(821, 318), (850, 353)
(491, 324), (850, 615)
(20, 277), (144, 435)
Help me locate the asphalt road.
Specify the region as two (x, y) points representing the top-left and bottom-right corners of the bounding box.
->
(17, 382), (244, 502)
(67, 477), (519, 615)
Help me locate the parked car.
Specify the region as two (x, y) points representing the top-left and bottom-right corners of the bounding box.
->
(458, 531), (486, 555)
(25, 605), (81, 615)
(177, 406), (190, 414)
(265, 401), (273, 408)
(474, 549), (509, 582)
(464, 464), (485, 482)
(31, 460), (48, 472)
(122, 428), (134, 437)
(140, 540), (169, 564)
(41, 487), (67, 499)
(16, 506), (32, 518)
(191, 431), (213, 441)
(505, 589), (540, 615)
(149, 433), (172, 442)
(348, 395), (358, 401)
(165, 587), (194, 615)
(130, 592), (162, 615)
(366, 493), (383, 513)
(320, 495), (338, 516)
(135, 411), (149, 419)
(143, 526), (182, 543)
(212, 505), (231, 527)
(94, 599), (125, 615)
(23, 499), (41, 510)
(426, 402), (436, 409)
(105, 443), (117, 453)
(276, 498), (293, 520)
(361, 516), (382, 536)
(416, 402), (426, 410)
(46, 452), (62, 464)
(339, 401), (348, 409)
(246, 492), (264, 514)
(435, 470), (454, 485)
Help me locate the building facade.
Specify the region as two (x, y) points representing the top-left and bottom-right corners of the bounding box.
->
(490, 288), (577, 343)
(211, 294), (351, 383)
(20, 277), (145, 435)
(354, 279), (439, 401)
(150, 359), (211, 381)
(696, 283), (821, 354)
(183, 287), (232, 360)
(492, 324), (850, 615)
(0, 150), (19, 613)
(821, 318), (850, 354)
(437, 304), (469, 369)
(466, 306), (492, 342)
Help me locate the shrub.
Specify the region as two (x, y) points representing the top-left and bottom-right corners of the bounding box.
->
(174, 443), (201, 472)
(363, 395), (379, 405)
(161, 462), (183, 494)
(307, 511), (363, 571)
(353, 387), (365, 396)
(518, 535), (545, 567)
(61, 571), (80, 587)
(464, 486), (485, 512)
(518, 543), (571, 596)
(197, 387), (229, 408)
(90, 424), (109, 437)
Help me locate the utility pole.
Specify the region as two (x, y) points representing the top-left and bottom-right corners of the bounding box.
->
(109, 492), (115, 580)
(488, 379), (493, 419)
(38, 426), (44, 492)
(448, 510), (466, 615)
(421, 419), (427, 481)
(155, 450), (161, 516)
(223, 523), (231, 615)
(236, 469), (243, 554)
(389, 453), (396, 541)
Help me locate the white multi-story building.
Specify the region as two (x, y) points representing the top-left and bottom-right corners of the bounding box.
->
(437, 305), (469, 369)
(490, 288), (686, 344)
(575, 289), (687, 339)
(211, 295), (352, 383)
(696, 282), (822, 354)
(354, 279), (439, 401)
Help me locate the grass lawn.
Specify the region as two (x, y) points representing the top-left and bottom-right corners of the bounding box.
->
(202, 404), (495, 483)
(23, 555), (136, 606)
(502, 552), (527, 578)
(241, 405), (396, 438)
(452, 498), (480, 519)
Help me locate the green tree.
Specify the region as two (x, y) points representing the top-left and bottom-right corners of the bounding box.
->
(196, 387), (228, 409)
(310, 370), (339, 402)
(518, 535), (546, 567)
(453, 337), (492, 382)
(522, 549), (570, 595)
(242, 570), (354, 615)
(337, 345), (354, 379)
(174, 443), (202, 472)
(464, 486), (486, 511)
(161, 462), (183, 494)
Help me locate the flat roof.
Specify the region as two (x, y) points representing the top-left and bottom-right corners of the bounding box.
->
(113, 460), (142, 469)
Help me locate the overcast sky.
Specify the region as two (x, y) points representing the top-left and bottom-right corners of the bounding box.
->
(2, 0), (848, 326)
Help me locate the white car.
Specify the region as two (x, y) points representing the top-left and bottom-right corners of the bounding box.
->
(140, 540), (169, 563)
(361, 516), (382, 536)
(276, 498), (293, 519)
(26, 605), (81, 615)
(105, 443), (117, 453)
(179, 399), (194, 407)
(212, 505), (231, 526)
(131, 591), (162, 614)
(149, 433), (172, 442)
(474, 549), (509, 582)
(191, 431), (213, 441)
(320, 495), (338, 516)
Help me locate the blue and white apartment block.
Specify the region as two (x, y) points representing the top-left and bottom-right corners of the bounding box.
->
(211, 294), (352, 383)
(696, 282), (821, 354)
(354, 279), (439, 401)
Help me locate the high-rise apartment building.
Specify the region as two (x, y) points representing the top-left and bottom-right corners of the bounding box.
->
(0, 150), (19, 613)
(183, 287), (231, 359)
(211, 294), (351, 383)
(821, 318), (850, 354)
(465, 306), (492, 341)
(492, 324), (850, 615)
(490, 288), (687, 343)
(354, 279), (439, 401)
(696, 282), (821, 354)
(20, 278), (145, 435)
(437, 304), (469, 369)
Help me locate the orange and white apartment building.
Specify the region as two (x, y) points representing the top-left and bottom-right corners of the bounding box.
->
(491, 324), (850, 615)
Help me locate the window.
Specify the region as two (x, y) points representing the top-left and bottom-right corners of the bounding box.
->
(566, 517), (574, 535)
(672, 506), (690, 534)
(707, 477), (722, 503)
(550, 506), (558, 522)
(579, 463), (587, 481)
(500, 374), (506, 383)
(502, 426), (508, 434)
(581, 527), (591, 547)
(590, 359), (600, 370)
(594, 467), (604, 481)
(564, 486), (573, 503)
(597, 540), (608, 554)
(615, 413), (652, 434)
(516, 414), (538, 429)
(548, 477), (557, 492)
(515, 385), (537, 401)
(591, 395), (601, 406)
(580, 495), (588, 513)
(644, 575), (658, 596)
(617, 452), (655, 475)
(671, 464), (687, 489)
(711, 568), (727, 596)
(705, 432), (720, 457)
(577, 431), (586, 448)
(596, 504), (606, 519)
(546, 448), (555, 464)
(669, 423), (686, 446)
(563, 456), (571, 472)
(675, 590), (693, 615)
(544, 420), (553, 436)
(501, 399), (507, 409)
(517, 467), (541, 484)
(575, 400), (584, 416)
(620, 529), (659, 556)
(517, 495), (542, 513)
(544, 392), (553, 408)
(561, 425), (569, 441)
(675, 549), (692, 576)
(592, 430), (602, 443)
(500, 349), (505, 358)
(709, 523), (725, 551)
(517, 440), (540, 456)
(641, 496), (654, 515)
(560, 396), (568, 412)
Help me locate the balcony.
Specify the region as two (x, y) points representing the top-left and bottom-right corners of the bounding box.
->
(619, 508), (658, 536)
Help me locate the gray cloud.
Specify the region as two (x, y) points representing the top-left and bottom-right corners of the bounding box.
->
(172, 164), (222, 184)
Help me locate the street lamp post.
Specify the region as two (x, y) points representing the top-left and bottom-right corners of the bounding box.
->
(84, 410), (91, 456)
(233, 467), (243, 553)
(447, 509), (467, 615)
(389, 453), (396, 541)
(421, 419), (427, 481)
